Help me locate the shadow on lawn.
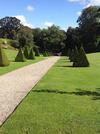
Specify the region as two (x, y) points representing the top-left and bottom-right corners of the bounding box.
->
(56, 65), (73, 68)
(33, 88), (100, 100)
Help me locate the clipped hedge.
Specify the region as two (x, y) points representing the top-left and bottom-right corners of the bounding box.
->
(0, 45), (10, 66)
(73, 46), (90, 67)
(15, 48), (26, 62)
(28, 48), (35, 60)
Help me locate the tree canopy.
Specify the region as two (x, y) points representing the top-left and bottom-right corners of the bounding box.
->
(0, 17), (21, 39)
(77, 6), (100, 52)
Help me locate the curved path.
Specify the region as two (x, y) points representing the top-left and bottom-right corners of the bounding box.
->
(0, 56), (60, 126)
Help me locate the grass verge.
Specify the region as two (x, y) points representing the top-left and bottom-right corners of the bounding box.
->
(0, 49), (45, 75)
(0, 53), (100, 134)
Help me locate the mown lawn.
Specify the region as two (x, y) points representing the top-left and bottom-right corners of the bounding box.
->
(0, 49), (45, 75)
(0, 53), (100, 134)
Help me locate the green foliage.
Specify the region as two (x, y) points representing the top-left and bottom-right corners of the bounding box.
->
(69, 49), (75, 62)
(0, 17), (21, 39)
(77, 6), (100, 52)
(66, 27), (80, 53)
(0, 38), (18, 49)
(0, 49), (44, 75)
(42, 51), (48, 57)
(1, 57), (100, 134)
(28, 48), (35, 60)
(18, 26), (33, 48)
(47, 52), (53, 56)
(73, 46), (90, 67)
(24, 46), (29, 58)
(15, 48), (26, 62)
(67, 48), (71, 57)
(33, 25), (66, 54)
(0, 45), (10, 66)
(34, 46), (40, 56)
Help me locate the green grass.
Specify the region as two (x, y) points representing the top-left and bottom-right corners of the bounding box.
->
(0, 53), (100, 134)
(0, 49), (45, 75)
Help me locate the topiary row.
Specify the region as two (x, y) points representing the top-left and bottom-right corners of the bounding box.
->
(15, 46), (35, 62)
(68, 46), (90, 67)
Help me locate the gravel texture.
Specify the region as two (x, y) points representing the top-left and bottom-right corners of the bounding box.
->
(0, 56), (60, 126)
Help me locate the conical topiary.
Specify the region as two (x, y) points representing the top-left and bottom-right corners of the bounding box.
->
(15, 48), (26, 62)
(34, 47), (40, 56)
(28, 48), (35, 60)
(24, 46), (29, 59)
(0, 45), (10, 66)
(73, 46), (90, 67)
(73, 46), (80, 66)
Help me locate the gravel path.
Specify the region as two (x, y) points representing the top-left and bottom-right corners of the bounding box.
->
(0, 56), (60, 126)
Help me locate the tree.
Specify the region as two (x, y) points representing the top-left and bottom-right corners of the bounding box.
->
(77, 6), (100, 52)
(18, 26), (34, 48)
(0, 16), (21, 39)
(24, 46), (29, 58)
(33, 28), (42, 52)
(66, 27), (80, 51)
(33, 25), (66, 54)
(33, 46), (40, 56)
(42, 25), (66, 53)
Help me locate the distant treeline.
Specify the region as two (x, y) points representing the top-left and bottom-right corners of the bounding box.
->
(0, 6), (100, 55)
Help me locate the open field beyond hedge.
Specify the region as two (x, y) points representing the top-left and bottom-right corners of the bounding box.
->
(0, 53), (100, 134)
(0, 49), (45, 75)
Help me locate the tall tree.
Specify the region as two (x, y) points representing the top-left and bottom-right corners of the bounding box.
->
(66, 27), (80, 51)
(77, 6), (100, 52)
(0, 16), (21, 39)
(18, 26), (33, 48)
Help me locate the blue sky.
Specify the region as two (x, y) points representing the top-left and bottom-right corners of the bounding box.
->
(0, 0), (100, 30)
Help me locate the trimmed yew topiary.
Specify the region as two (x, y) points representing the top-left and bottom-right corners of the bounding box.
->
(73, 46), (90, 67)
(28, 48), (35, 60)
(0, 44), (10, 66)
(15, 48), (26, 62)
(24, 46), (29, 59)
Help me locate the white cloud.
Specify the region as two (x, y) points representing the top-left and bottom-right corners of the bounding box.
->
(27, 5), (35, 11)
(62, 27), (67, 31)
(68, 0), (100, 7)
(88, 0), (100, 6)
(44, 21), (54, 27)
(77, 11), (82, 16)
(15, 15), (34, 28)
(68, 0), (83, 2)
(68, 0), (86, 4)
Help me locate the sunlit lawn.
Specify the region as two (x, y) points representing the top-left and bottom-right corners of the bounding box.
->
(0, 49), (45, 75)
(0, 53), (100, 134)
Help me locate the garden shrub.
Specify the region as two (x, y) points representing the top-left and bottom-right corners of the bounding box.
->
(15, 48), (26, 62)
(73, 46), (90, 67)
(43, 51), (48, 57)
(28, 48), (35, 60)
(0, 44), (10, 66)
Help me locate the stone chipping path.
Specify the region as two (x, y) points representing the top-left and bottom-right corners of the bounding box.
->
(0, 56), (60, 126)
